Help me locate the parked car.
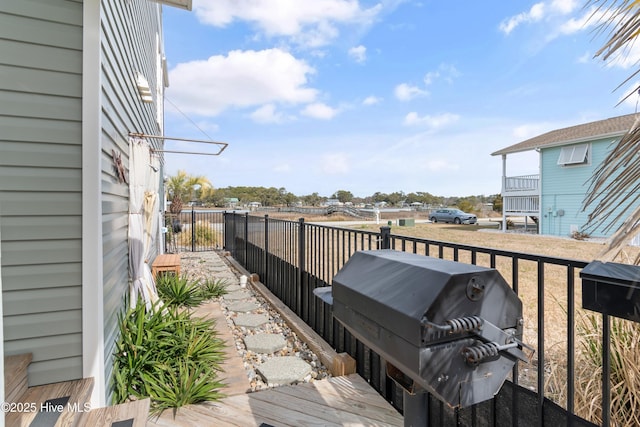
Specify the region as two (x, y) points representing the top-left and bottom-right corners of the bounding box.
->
(429, 208), (477, 224)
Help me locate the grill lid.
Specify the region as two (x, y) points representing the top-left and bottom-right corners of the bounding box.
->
(330, 250), (533, 408)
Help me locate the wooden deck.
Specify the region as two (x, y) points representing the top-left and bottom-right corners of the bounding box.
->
(147, 297), (403, 426)
(147, 374), (403, 426)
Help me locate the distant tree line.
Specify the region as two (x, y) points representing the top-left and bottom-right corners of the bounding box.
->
(165, 171), (502, 213)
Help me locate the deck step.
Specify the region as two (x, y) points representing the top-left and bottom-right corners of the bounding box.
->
(78, 398), (150, 427)
(5, 377), (94, 427)
(4, 352), (33, 404)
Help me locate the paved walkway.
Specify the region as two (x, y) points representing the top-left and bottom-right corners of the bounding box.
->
(178, 251), (328, 390)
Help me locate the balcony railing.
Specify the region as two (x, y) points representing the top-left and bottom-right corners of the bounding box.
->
(504, 174), (539, 193)
(504, 195), (540, 214)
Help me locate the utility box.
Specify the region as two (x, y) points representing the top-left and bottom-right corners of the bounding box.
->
(398, 218), (415, 227)
(581, 261), (640, 322)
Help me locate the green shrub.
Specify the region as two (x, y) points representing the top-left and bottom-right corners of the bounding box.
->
(199, 278), (228, 300)
(156, 274), (204, 308)
(112, 299), (226, 414)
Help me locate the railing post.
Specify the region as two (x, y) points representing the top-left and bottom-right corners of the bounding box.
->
(298, 218), (305, 316)
(191, 205), (196, 252)
(380, 226), (391, 250)
(244, 212), (249, 266)
(223, 211), (228, 250)
(264, 214), (269, 284)
(231, 211), (238, 259)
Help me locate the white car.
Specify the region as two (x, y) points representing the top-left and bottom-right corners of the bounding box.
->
(429, 208), (477, 224)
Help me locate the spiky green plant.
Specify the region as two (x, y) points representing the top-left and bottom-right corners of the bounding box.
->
(199, 278), (228, 300)
(112, 299), (226, 414)
(156, 274), (204, 307)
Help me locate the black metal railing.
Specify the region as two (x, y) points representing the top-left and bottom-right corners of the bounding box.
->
(164, 209), (225, 253)
(223, 213), (610, 427)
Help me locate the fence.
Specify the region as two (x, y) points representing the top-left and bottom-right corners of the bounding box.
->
(221, 212), (616, 427)
(163, 209), (225, 253)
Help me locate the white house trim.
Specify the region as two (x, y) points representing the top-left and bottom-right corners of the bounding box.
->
(82, 0), (106, 408)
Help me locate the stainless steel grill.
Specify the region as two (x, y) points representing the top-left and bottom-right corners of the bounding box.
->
(329, 249), (532, 413)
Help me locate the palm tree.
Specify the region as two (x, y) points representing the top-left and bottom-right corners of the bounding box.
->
(166, 170), (212, 215)
(583, 1), (640, 262)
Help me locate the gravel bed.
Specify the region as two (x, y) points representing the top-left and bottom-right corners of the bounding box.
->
(179, 251), (331, 392)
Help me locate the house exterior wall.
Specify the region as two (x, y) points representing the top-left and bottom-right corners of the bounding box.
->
(1, 0), (165, 401)
(100, 0), (164, 402)
(539, 137), (637, 238)
(0, 0), (84, 385)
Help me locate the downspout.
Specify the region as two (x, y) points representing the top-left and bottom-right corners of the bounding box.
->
(82, 0), (106, 408)
(0, 217), (5, 414)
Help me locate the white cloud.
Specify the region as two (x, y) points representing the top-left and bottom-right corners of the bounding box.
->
(348, 45), (367, 63)
(250, 104), (287, 124)
(168, 48), (317, 116)
(550, 0), (579, 15)
(558, 8), (597, 35)
(320, 152), (350, 174)
(301, 102), (338, 119)
(500, 0), (585, 36)
(394, 83), (428, 101)
(194, 0), (382, 48)
(499, 2), (545, 35)
(424, 63), (460, 85)
(363, 95), (381, 105)
(403, 112), (460, 128)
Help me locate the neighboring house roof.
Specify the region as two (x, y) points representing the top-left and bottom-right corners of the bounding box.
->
(491, 113), (639, 156)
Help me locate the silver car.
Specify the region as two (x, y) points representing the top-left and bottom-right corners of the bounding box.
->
(429, 208), (477, 224)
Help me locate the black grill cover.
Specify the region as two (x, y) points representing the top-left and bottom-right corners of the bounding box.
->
(331, 249), (523, 408)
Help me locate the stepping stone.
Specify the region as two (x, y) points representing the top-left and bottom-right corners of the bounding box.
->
(223, 290), (252, 301)
(256, 357), (312, 385)
(244, 333), (287, 354)
(224, 284), (244, 293)
(227, 301), (259, 312)
(234, 313), (270, 328)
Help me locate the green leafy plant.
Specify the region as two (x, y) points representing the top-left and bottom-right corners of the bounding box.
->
(112, 299), (226, 414)
(156, 274), (204, 307)
(199, 278), (228, 300)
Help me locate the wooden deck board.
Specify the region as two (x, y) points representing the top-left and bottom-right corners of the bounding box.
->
(5, 377), (93, 427)
(147, 374), (403, 427)
(79, 397), (150, 427)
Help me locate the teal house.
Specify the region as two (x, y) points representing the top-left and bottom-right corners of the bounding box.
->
(492, 113), (639, 238)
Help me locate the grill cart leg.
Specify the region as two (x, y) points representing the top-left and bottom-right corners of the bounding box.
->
(403, 389), (428, 427)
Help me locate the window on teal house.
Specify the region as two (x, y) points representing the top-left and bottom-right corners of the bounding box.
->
(557, 143), (589, 166)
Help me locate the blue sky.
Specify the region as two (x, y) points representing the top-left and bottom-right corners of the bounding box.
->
(162, 0), (638, 198)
